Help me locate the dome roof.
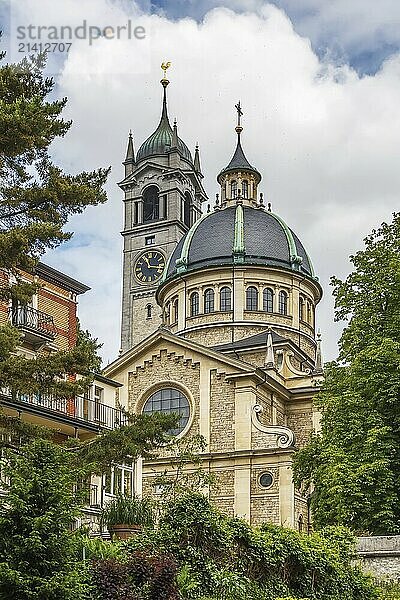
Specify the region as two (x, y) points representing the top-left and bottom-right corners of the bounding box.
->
(136, 81), (192, 163)
(161, 204), (318, 285)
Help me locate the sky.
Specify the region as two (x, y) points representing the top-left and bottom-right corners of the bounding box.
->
(2, 0), (400, 365)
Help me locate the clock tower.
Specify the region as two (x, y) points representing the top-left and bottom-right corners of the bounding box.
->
(119, 68), (207, 352)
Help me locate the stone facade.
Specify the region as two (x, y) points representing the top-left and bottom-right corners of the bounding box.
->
(357, 536), (400, 582)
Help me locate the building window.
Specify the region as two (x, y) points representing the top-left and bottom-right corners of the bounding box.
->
(246, 286), (258, 311)
(263, 288), (274, 313)
(173, 298), (179, 323)
(220, 286), (232, 311)
(230, 180), (237, 199)
(279, 290), (288, 315)
(299, 296), (305, 321)
(184, 192), (191, 228)
(104, 464), (135, 497)
(190, 292), (199, 317)
(163, 195), (167, 219)
(298, 514), (304, 533)
(145, 235), (155, 246)
(204, 288), (215, 313)
(242, 180), (248, 198)
(142, 388), (190, 436)
(259, 472), (273, 489)
(165, 302), (170, 325)
(143, 185), (159, 222)
(134, 202), (139, 224)
(146, 304), (152, 319)
(307, 301), (312, 324)
(93, 386), (103, 422)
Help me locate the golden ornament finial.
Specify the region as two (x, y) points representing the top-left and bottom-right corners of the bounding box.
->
(161, 61), (171, 80)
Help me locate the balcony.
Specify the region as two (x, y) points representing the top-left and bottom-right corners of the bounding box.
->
(0, 390), (127, 432)
(9, 305), (57, 348)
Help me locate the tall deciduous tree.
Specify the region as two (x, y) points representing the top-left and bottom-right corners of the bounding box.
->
(294, 213), (400, 534)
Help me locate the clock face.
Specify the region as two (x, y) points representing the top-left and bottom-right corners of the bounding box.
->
(134, 250), (166, 284)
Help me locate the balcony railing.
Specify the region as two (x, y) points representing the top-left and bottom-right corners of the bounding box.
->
(9, 305), (57, 343)
(0, 390), (127, 430)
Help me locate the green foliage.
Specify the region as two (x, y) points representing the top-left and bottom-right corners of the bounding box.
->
(125, 492), (379, 600)
(76, 319), (103, 373)
(377, 582), (400, 599)
(0, 439), (90, 599)
(75, 535), (124, 561)
(0, 46), (109, 403)
(101, 494), (154, 529)
(294, 213), (400, 534)
(153, 434), (215, 508)
(0, 50), (110, 303)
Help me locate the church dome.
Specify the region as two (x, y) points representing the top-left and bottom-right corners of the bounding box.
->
(161, 204), (318, 284)
(136, 79), (193, 163)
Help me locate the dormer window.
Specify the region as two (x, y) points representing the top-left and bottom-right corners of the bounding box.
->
(242, 180), (248, 198)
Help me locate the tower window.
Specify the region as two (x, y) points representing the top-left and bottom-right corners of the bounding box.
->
(145, 235), (155, 246)
(134, 202), (139, 225)
(307, 301), (312, 324)
(220, 286), (232, 311)
(173, 298), (179, 323)
(146, 304), (152, 319)
(242, 180), (248, 198)
(163, 195), (167, 220)
(190, 292), (199, 317)
(184, 193), (191, 228)
(279, 290), (288, 315)
(204, 288), (215, 313)
(263, 288), (274, 313)
(246, 286), (258, 311)
(230, 180), (237, 199)
(299, 296), (305, 321)
(143, 185), (159, 222)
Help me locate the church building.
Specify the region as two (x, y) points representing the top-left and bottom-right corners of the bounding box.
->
(104, 67), (323, 529)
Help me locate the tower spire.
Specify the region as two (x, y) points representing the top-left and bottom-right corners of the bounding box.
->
(123, 130), (135, 176)
(194, 143), (201, 173)
(160, 61), (171, 122)
(313, 330), (324, 375)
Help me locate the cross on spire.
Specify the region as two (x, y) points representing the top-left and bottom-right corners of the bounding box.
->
(235, 101), (243, 128)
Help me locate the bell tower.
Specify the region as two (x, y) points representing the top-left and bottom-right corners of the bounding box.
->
(119, 65), (207, 352)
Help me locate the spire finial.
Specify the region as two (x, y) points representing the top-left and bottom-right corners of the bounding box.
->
(313, 329), (324, 375)
(265, 328), (275, 370)
(194, 142), (201, 173)
(159, 61), (171, 121)
(235, 100), (243, 135)
(161, 61), (171, 83)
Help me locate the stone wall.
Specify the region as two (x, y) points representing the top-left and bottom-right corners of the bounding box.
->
(209, 371), (235, 452)
(357, 536), (400, 582)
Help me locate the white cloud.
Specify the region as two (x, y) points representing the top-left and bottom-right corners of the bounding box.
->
(11, 1), (399, 364)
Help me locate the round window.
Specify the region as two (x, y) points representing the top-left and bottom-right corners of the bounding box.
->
(142, 388), (190, 436)
(259, 472), (273, 489)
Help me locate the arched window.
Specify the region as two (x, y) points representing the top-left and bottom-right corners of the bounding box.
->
(204, 288), (215, 313)
(263, 288), (274, 313)
(143, 185), (159, 222)
(165, 302), (170, 325)
(146, 304), (152, 319)
(230, 180), (237, 199)
(299, 296), (305, 321)
(307, 301), (312, 324)
(298, 514), (304, 533)
(220, 286), (232, 311)
(143, 388), (190, 436)
(190, 292), (199, 317)
(246, 286), (258, 311)
(173, 298), (179, 323)
(184, 193), (191, 228)
(242, 180), (248, 198)
(279, 290), (288, 315)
